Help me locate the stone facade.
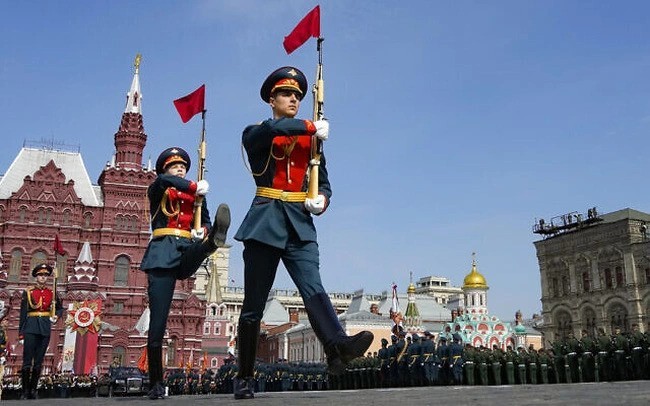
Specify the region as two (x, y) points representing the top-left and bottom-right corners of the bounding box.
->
(533, 207), (650, 347)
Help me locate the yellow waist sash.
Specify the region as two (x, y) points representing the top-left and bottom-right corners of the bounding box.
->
(152, 228), (192, 239)
(256, 187), (307, 202)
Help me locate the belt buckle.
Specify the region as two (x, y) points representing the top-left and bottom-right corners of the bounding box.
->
(174, 229), (181, 237)
(280, 191), (289, 201)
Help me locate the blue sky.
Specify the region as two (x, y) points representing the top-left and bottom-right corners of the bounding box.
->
(2, 1), (650, 320)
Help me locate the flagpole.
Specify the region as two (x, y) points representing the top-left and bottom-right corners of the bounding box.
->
(193, 110), (207, 231)
(307, 37), (325, 199)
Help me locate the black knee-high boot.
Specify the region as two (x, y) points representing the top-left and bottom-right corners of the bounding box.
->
(233, 320), (259, 400)
(20, 367), (31, 399)
(30, 368), (41, 399)
(304, 293), (374, 376)
(147, 345), (165, 399)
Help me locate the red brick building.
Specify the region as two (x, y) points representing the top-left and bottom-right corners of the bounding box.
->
(0, 58), (208, 375)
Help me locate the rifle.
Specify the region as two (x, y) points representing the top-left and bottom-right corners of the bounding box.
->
(193, 110), (207, 231)
(307, 38), (325, 199)
(50, 265), (57, 319)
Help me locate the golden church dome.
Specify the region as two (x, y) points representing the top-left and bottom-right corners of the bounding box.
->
(462, 257), (488, 290)
(407, 282), (416, 294)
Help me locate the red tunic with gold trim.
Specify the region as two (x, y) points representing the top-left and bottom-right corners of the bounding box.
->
(235, 117), (331, 249)
(19, 286), (63, 338)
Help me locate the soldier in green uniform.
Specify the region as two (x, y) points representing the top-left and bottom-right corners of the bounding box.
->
(476, 346), (489, 386)
(489, 345), (503, 386)
(596, 328), (611, 382)
(503, 346), (516, 385)
(629, 324), (646, 380)
(611, 327), (628, 381)
(579, 329), (597, 382)
(462, 343), (476, 386)
(537, 348), (550, 384)
(527, 344), (538, 385)
(515, 346), (527, 384)
(551, 338), (566, 383)
(565, 332), (581, 382)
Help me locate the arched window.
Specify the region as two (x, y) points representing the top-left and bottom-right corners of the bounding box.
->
(37, 207), (45, 224)
(83, 212), (92, 228)
(555, 310), (573, 340)
(604, 268), (613, 289)
(112, 347), (126, 367)
(582, 272), (591, 293)
(203, 322), (211, 335)
(615, 266), (625, 288)
(609, 303), (628, 333)
(114, 256), (129, 287)
(62, 209), (72, 226)
(18, 206), (27, 223)
(30, 250), (48, 271)
(583, 308), (597, 337)
(56, 253), (67, 283)
(46, 208), (53, 225)
(9, 249), (22, 282)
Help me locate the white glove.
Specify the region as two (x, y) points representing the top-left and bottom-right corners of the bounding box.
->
(0, 356), (5, 365)
(314, 120), (329, 141)
(304, 194), (326, 215)
(191, 228), (205, 241)
(196, 179), (210, 196)
(18, 339), (24, 346)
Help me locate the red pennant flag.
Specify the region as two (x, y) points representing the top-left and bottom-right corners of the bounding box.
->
(283, 5), (321, 54)
(53, 234), (65, 256)
(173, 84), (205, 123)
(137, 347), (148, 373)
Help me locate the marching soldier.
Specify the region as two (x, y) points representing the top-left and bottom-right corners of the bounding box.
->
(396, 331), (410, 387)
(19, 264), (64, 400)
(233, 66), (373, 399)
(141, 146), (231, 399)
(551, 338), (566, 383)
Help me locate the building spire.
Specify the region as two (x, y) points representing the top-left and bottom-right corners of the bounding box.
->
(125, 53), (142, 114)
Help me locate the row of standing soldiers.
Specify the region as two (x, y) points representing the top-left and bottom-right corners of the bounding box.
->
(213, 361), (328, 394)
(165, 325), (650, 394)
(336, 326), (650, 389)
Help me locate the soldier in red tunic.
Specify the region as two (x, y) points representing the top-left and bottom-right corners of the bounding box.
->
(18, 263), (63, 399)
(140, 147), (230, 399)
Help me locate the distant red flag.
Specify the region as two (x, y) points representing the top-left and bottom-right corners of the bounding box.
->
(137, 347), (148, 373)
(283, 5), (321, 54)
(53, 234), (65, 256)
(173, 84), (205, 123)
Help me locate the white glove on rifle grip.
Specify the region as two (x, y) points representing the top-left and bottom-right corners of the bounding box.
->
(314, 120), (329, 141)
(196, 180), (210, 196)
(191, 228), (205, 241)
(304, 194), (326, 215)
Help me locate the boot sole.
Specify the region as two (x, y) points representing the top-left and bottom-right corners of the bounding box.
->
(211, 203), (231, 247)
(341, 331), (374, 363)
